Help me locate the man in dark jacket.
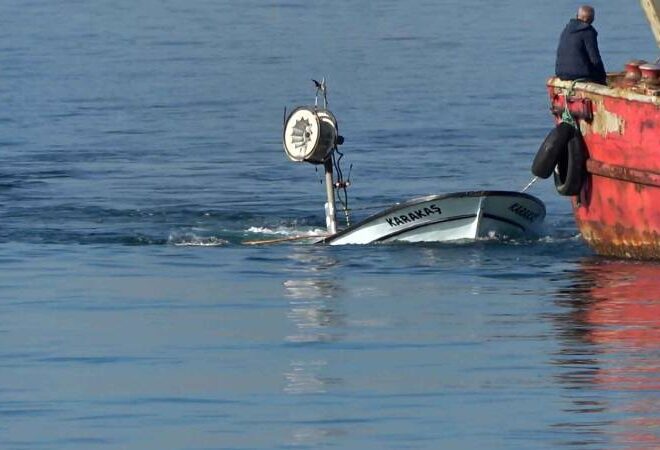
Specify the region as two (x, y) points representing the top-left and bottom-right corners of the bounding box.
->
(555, 5), (607, 84)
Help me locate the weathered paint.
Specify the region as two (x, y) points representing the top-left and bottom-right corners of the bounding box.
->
(582, 101), (626, 137)
(547, 77), (660, 260)
(550, 95), (593, 121)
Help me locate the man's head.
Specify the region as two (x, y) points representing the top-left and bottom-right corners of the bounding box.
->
(577, 5), (595, 24)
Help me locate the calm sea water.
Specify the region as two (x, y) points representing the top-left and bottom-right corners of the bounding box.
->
(1, 1), (658, 449)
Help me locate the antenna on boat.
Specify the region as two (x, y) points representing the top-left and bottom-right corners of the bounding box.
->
(313, 78), (328, 109)
(282, 79), (347, 235)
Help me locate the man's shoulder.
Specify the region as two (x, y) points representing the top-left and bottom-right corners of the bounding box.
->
(581, 26), (598, 40)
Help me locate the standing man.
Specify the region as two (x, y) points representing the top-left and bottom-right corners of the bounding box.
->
(555, 5), (607, 84)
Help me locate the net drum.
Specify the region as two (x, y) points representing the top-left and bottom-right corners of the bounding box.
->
(283, 107), (338, 164)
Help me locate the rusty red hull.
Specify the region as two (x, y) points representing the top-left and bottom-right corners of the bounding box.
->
(547, 78), (660, 259)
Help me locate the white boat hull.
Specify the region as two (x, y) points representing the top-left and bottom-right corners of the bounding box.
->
(323, 191), (545, 245)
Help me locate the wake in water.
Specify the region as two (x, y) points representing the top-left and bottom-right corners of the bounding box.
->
(246, 226), (327, 238)
(165, 224), (327, 247)
(167, 233), (229, 247)
(163, 211), (583, 248)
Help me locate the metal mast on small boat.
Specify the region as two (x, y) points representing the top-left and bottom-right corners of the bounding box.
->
(282, 78), (346, 236)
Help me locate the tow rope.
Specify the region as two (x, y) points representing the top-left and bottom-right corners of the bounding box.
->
(560, 79), (585, 129)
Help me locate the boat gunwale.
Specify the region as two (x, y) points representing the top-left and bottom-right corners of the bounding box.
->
(547, 76), (660, 106)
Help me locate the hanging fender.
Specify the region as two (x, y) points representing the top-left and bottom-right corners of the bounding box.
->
(531, 122), (575, 179)
(554, 133), (586, 196)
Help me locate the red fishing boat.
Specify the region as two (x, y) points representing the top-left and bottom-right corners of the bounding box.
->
(539, 1), (660, 259)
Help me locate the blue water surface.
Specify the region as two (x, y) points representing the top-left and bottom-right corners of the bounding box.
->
(1, 1), (659, 449)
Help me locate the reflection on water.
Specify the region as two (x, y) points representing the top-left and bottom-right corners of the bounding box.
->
(551, 258), (660, 449)
(284, 360), (329, 395)
(284, 280), (346, 345)
(283, 252), (345, 347)
(282, 247), (346, 345)
(282, 247), (347, 446)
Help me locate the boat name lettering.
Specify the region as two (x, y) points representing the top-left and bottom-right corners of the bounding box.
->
(385, 204), (442, 227)
(509, 202), (539, 222)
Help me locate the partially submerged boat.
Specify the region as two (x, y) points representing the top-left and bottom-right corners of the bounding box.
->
(532, 0), (660, 259)
(322, 191), (545, 245)
(280, 80), (545, 245)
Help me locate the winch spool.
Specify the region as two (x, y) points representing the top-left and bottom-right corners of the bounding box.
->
(283, 107), (338, 164)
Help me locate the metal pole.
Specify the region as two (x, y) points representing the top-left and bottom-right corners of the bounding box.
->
(323, 158), (337, 235)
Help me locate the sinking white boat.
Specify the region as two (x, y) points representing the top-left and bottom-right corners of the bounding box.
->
(279, 80), (545, 245)
(323, 191), (545, 245)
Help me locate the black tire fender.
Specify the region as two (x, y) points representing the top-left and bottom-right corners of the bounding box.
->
(554, 133), (586, 196)
(531, 122), (575, 179)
